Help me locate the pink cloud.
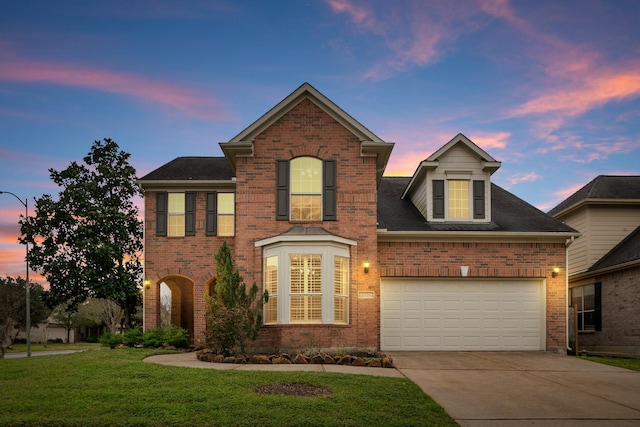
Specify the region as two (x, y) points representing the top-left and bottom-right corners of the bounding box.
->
(501, 171), (542, 189)
(512, 68), (640, 119)
(471, 131), (510, 150)
(0, 58), (228, 121)
(325, 0), (495, 81)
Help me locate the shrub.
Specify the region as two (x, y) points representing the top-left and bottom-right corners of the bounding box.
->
(100, 331), (123, 349)
(47, 338), (64, 343)
(122, 327), (144, 347)
(143, 326), (189, 348)
(205, 241), (268, 356)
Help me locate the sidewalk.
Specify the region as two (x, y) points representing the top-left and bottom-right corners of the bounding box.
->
(143, 352), (404, 378)
(4, 350), (84, 359)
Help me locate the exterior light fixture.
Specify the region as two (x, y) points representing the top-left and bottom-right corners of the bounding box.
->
(363, 260), (370, 274)
(144, 280), (151, 289)
(552, 266), (560, 278)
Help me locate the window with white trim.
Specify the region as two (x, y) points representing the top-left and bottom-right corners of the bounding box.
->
(264, 256), (278, 324)
(217, 193), (235, 237)
(168, 193), (186, 236)
(432, 178), (486, 221)
(290, 157), (322, 221)
(262, 243), (349, 325)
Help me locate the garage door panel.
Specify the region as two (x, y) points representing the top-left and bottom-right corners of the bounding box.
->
(381, 279), (544, 351)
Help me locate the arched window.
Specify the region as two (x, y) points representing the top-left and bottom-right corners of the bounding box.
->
(275, 157), (336, 222)
(290, 157), (322, 221)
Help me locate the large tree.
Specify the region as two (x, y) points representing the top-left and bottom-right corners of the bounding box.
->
(21, 139), (143, 327)
(0, 276), (49, 358)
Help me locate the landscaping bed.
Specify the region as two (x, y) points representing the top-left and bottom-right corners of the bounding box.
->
(196, 349), (395, 368)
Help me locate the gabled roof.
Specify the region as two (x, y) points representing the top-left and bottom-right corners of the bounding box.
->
(548, 175), (640, 217)
(379, 176), (578, 237)
(219, 82), (394, 184)
(589, 226), (640, 272)
(402, 133), (501, 199)
(137, 157), (234, 187)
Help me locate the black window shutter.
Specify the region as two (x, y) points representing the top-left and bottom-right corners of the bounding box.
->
(276, 160), (289, 220)
(473, 180), (485, 219)
(185, 192), (196, 236)
(433, 180), (444, 218)
(594, 282), (602, 331)
(156, 192), (167, 236)
(205, 192), (217, 236)
(323, 160), (337, 221)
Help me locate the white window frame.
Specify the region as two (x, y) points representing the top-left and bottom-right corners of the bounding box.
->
(261, 242), (350, 325)
(290, 157), (323, 221)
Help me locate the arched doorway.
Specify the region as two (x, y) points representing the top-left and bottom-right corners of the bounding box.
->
(158, 275), (195, 341)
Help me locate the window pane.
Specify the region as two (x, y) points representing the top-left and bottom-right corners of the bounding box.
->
(264, 296), (278, 324)
(583, 284), (595, 310)
(168, 193), (185, 213)
(334, 256), (348, 295)
(290, 157), (322, 221)
(291, 195), (321, 221)
(290, 255), (322, 323)
(168, 193), (185, 237)
(290, 296), (322, 323)
(218, 193), (234, 214)
(448, 180), (469, 218)
(168, 214), (185, 236)
(264, 256), (278, 324)
(571, 287), (582, 310)
(217, 215), (234, 237)
(334, 296), (348, 324)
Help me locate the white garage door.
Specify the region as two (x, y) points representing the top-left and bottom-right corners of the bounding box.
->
(381, 279), (545, 351)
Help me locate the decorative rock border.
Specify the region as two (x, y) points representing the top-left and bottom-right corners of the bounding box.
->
(196, 349), (394, 368)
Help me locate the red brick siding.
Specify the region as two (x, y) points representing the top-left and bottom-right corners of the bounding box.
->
(233, 99), (380, 352)
(143, 190), (230, 345)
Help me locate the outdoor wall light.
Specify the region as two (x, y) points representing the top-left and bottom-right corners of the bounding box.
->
(144, 279), (151, 289)
(363, 260), (370, 274)
(552, 266), (560, 278)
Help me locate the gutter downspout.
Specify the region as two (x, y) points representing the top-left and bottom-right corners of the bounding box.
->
(565, 236), (575, 352)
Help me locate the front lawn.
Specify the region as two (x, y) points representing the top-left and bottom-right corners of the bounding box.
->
(582, 355), (640, 371)
(0, 348), (457, 426)
(5, 342), (101, 353)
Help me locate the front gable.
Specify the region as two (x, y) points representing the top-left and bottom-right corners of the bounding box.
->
(402, 133), (501, 223)
(220, 82), (394, 185)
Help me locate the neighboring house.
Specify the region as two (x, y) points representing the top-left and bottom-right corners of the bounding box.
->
(139, 83), (577, 353)
(14, 319), (76, 344)
(549, 175), (640, 355)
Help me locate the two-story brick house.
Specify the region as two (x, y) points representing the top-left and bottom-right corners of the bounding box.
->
(139, 83), (577, 353)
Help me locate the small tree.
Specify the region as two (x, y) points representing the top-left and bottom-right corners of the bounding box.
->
(0, 276), (49, 357)
(205, 241), (268, 356)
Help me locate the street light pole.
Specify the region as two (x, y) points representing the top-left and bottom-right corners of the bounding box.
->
(0, 190), (31, 357)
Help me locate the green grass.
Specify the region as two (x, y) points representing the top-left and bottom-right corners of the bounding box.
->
(5, 342), (101, 353)
(582, 355), (640, 371)
(0, 348), (457, 426)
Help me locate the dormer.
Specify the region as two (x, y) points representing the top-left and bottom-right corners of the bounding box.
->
(402, 134), (501, 223)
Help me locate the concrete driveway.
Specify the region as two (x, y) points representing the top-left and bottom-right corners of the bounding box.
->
(389, 351), (640, 427)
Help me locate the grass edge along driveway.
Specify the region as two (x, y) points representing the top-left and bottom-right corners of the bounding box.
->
(0, 348), (457, 427)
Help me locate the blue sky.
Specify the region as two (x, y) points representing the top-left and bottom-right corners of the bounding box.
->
(2, 0), (640, 281)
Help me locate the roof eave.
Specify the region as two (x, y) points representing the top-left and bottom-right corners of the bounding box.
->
(377, 229), (580, 243)
(571, 258), (640, 281)
(137, 179), (236, 191)
(550, 198), (640, 218)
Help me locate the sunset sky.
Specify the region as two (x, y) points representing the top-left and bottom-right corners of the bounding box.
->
(2, 0), (639, 282)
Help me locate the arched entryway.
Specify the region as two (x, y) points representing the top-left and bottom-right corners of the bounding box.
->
(158, 275), (195, 341)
